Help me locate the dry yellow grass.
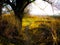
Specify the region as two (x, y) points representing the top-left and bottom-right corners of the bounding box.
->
(0, 13), (60, 45)
(22, 15), (60, 45)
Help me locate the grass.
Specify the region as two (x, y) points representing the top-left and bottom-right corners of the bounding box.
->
(0, 13), (60, 45)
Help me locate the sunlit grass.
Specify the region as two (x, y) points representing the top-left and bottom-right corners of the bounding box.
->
(22, 15), (60, 45)
(0, 13), (60, 45)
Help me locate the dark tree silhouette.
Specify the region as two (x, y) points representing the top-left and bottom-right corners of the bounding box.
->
(4, 0), (35, 19)
(0, 0), (35, 32)
(0, 0), (35, 45)
(0, 0), (35, 22)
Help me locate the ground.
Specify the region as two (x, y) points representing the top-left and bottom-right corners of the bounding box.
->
(0, 13), (60, 45)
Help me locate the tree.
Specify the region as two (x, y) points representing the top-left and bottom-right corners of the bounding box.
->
(5, 0), (35, 19)
(0, 0), (35, 32)
(0, 0), (35, 45)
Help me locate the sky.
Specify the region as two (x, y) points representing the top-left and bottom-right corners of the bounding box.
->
(24, 0), (60, 16)
(2, 0), (60, 16)
(49, 0), (60, 10)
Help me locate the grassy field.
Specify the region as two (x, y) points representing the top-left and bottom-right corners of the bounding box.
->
(22, 15), (60, 45)
(0, 13), (60, 45)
